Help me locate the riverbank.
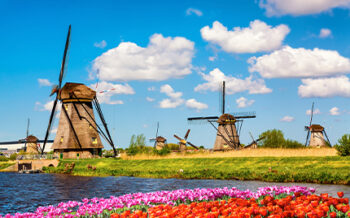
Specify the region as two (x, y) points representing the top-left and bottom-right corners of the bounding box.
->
(0, 161), (15, 171)
(43, 156), (350, 184)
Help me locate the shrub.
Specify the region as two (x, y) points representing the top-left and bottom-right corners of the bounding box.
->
(9, 153), (18, 161)
(334, 134), (350, 156)
(167, 143), (180, 151)
(258, 129), (304, 148)
(0, 156), (9, 162)
(153, 146), (171, 156)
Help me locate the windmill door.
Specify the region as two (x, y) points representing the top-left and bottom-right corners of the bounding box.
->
(18, 163), (32, 171)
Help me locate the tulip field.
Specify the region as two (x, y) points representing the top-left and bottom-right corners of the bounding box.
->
(1, 186), (349, 217)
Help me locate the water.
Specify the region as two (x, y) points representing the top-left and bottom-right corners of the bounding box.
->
(0, 172), (349, 215)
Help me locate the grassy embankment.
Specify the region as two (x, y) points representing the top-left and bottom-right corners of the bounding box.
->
(43, 148), (350, 184)
(0, 161), (15, 171)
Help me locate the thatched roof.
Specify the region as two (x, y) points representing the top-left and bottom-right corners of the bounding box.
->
(310, 124), (324, 132)
(59, 83), (96, 101)
(217, 113), (236, 124)
(26, 135), (38, 143)
(156, 136), (167, 143)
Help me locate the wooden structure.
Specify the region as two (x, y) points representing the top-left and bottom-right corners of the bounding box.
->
(150, 122), (168, 150)
(174, 129), (198, 151)
(188, 81), (256, 151)
(305, 103), (331, 147)
(25, 135), (39, 154)
(41, 25), (117, 158)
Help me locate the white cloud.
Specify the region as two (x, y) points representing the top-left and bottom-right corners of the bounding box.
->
(146, 97), (155, 102)
(306, 108), (321, 115)
(185, 99), (208, 111)
(91, 81), (135, 104)
(159, 98), (184, 108)
(38, 78), (52, 87)
(236, 97), (255, 108)
(319, 28), (332, 38)
(280, 115), (294, 122)
(259, 0), (350, 16)
(186, 8), (203, 16)
(160, 84), (183, 99)
(201, 20), (289, 53)
(50, 127), (58, 134)
(94, 40), (107, 49)
(159, 84), (184, 108)
(249, 46), (350, 78)
(92, 34), (194, 81)
(330, 107), (340, 115)
(194, 68), (272, 95)
(298, 76), (350, 98)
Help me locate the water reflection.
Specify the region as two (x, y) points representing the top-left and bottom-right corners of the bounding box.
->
(0, 172), (349, 215)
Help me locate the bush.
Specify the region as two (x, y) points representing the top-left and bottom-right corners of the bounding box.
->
(9, 153), (18, 161)
(334, 134), (350, 156)
(153, 146), (171, 156)
(258, 129), (304, 148)
(167, 143), (180, 151)
(0, 156), (9, 162)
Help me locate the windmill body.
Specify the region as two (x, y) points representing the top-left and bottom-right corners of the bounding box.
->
(52, 83), (103, 158)
(174, 129), (198, 151)
(25, 135), (40, 154)
(154, 136), (167, 150)
(304, 103), (331, 147)
(308, 124), (327, 147)
(213, 114), (239, 150)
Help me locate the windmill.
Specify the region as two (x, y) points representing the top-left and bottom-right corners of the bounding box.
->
(149, 122), (167, 150)
(173, 129), (198, 151)
(41, 25), (118, 158)
(188, 81), (256, 151)
(304, 102), (331, 147)
(244, 132), (264, 149)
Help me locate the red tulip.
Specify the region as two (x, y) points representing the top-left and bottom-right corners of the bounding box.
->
(338, 191), (344, 198)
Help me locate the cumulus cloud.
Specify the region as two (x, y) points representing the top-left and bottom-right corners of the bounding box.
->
(50, 127), (58, 134)
(329, 107), (340, 115)
(236, 97), (255, 108)
(92, 34), (194, 81)
(91, 81), (135, 104)
(298, 76), (350, 98)
(159, 84), (184, 108)
(194, 68), (272, 95)
(185, 99), (208, 111)
(259, 0), (350, 16)
(146, 97), (155, 102)
(280, 115), (294, 122)
(94, 40), (107, 48)
(248, 46), (350, 78)
(38, 78), (52, 87)
(186, 8), (203, 16)
(201, 20), (289, 53)
(319, 28), (332, 38)
(306, 108), (321, 115)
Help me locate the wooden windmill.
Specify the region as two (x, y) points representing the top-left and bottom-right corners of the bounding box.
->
(149, 122), (167, 150)
(244, 132), (264, 149)
(188, 81), (256, 151)
(41, 25), (117, 158)
(305, 102), (331, 147)
(174, 129), (198, 151)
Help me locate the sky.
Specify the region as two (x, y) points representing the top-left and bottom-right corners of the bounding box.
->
(1, 0), (350, 149)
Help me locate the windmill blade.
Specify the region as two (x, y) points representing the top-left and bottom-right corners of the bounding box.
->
(256, 136), (265, 142)
(41, 97), (59, 154)
(174, 134), (183, 142)
(184, 129), (190, 140)
(58, 25), (71, 89)
(309, 102), (314, 127)
(155, 122), (159, 138)
(249, 132), (254, 141)
(219, 81), (225, 114)
(187, 141), (198, 150)
(305, 129), (310, 146)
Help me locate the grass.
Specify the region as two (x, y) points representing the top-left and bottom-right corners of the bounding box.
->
(121, 148), (337, 160)
(43, 152), (350, 185)
(0, 161), (15, 171)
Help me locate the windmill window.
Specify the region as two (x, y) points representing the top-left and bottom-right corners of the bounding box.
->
(92, 137), (97, 145)
(64, 104), (68, 110)
(60, 136), (64, 143)
(89, 125), (93, 130)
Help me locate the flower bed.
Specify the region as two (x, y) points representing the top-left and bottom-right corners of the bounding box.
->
(1, 186), (349, 217)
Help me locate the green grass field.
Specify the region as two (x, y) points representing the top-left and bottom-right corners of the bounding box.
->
(43, 156), (350, 184)
(0, 161), (15, 171)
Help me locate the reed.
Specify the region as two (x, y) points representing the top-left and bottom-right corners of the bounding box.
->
(121, 148), (337, 160)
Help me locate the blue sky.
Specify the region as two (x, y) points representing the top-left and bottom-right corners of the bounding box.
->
(1, 0), (350, 149)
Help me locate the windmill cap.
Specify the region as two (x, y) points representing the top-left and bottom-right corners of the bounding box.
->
(156, 136), (167, 142)
(218, 113), (236, 124)
(310, 124), (324, 131)
(26, 135), (38, 143)
(59, 83), (96, 101)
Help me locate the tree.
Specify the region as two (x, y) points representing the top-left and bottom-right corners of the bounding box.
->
(258, 129), (285, 148)
(334, 134), (350, 156)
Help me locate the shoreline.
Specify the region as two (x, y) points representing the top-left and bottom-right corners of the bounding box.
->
(42, 156), (350, 185)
